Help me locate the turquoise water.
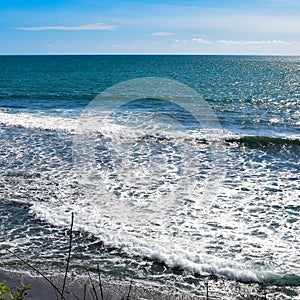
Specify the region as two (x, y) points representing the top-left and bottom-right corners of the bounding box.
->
(0, 55), (299, 299)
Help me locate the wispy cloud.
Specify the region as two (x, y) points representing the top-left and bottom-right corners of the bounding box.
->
(150, 32), (175, 36)
(188, 38), (299, 46)
(192, 38), (212, 44)
(218, 39), (299, 45)
(17, 23), (118, 31)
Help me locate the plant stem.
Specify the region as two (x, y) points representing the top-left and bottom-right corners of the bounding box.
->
(61, 212), (74, 300)
(97, 263), (104, 300)
(86, 267), (99, 300)
(5, 248), (66, 300)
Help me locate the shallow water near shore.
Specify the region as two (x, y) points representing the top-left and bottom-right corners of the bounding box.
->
(0, 55), (299, 299)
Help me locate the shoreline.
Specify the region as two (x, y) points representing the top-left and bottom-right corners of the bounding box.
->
(0, 267), (202, 300)
(1, 265), (289, 300)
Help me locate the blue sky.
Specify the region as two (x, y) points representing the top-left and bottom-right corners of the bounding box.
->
(1, 0), (300, 54)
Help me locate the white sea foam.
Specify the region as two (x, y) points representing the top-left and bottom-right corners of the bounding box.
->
(30, 189), (296, 284)
(0, 111), (78, 133)
(1, 106), (299, 286)
(28, 133), (300, 284)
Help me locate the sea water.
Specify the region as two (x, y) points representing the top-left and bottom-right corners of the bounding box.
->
(0, 55), (299, 299)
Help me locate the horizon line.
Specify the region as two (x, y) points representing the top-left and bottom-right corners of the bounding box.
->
(1, 53), (299, 56)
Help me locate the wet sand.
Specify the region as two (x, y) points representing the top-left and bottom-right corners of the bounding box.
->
(0, 268), (199, 300)
(1, 266), (299, 299)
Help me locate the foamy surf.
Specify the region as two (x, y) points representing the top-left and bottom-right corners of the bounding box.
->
(30, 198), (299, 286)
(1, 108), (299, 291)
(0, 111), (78, 133)
(1, 55), (300, 299)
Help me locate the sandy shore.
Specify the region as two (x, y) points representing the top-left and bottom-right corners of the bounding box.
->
(1, 265), (298, 299)
(0, 268), (199, 300)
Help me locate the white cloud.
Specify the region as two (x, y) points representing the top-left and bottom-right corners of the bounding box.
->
(150, 32), (175, 36)
(136, 12), (300, 35)
(218, 39), (299, 45)
(167, 37), (300, 55)
(192, 38), (212, 44)
(17, 23), (118, 31)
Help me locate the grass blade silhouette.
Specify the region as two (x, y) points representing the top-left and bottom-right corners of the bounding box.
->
(61, 212), (74, 300)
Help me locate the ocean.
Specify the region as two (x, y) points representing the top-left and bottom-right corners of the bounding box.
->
(0, 55), (299, 299)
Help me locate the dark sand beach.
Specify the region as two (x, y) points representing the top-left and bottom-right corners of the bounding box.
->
(0, 268), (202, 300)
(1, 266), (287, 300)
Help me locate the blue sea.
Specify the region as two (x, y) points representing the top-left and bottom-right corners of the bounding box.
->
(0, 55), (299, 299)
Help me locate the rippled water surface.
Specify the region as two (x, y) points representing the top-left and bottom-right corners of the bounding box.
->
(0, 55), (299, 299)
